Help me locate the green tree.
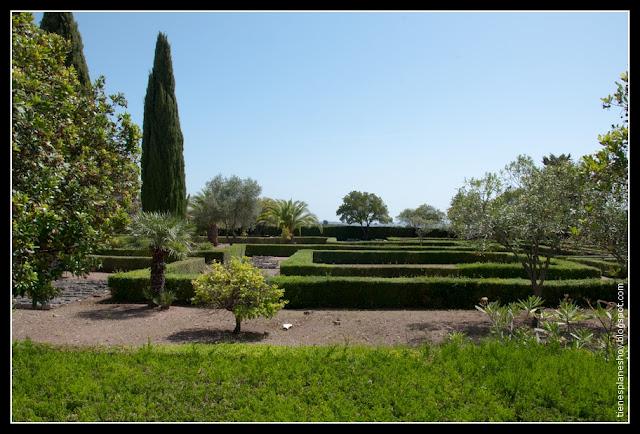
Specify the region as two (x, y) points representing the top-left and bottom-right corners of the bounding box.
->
(542, 153), (572, 166)
(128, 212), (192, 305)
(194, 175), (262, 244)
(141, 32), (186, 217)
(448, 156), (582, 296)
(336, 191), (392, 240)
(192, 257), (287, 334)
(39, 12), (91, 94)
(188, 185), (224, 247)
(396, 204), (446, 245)
(576, 72), (628, 271)
(258, 199), (320, 242)
(12, 13), (141, 307)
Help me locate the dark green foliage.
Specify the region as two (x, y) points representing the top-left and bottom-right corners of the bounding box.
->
(12, 13), (141, 306)
(280, 251), (601, 279)
(194, 236), (328, 244)
(312, 250), (519, 264)
(108, 272), (198, 303)
(269, 276), (623, 309)
(96, 248), (154, 257)
(244, 244), (483, 257)
(91, 256), (152, 273)
(12, 340), (623, 421)
(39, 12), (91, 93)
(563, 257), (624, 278)
(191, 250), (226, 264)
(140, 33), (186, 216)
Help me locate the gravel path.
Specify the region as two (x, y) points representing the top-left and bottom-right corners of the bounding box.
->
(13, 272), (111, 310)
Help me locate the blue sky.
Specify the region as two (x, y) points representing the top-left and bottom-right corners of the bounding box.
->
(32, 11), (629, 221)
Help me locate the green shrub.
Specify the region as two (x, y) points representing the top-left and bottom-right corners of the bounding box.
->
(312, 250), (519, 264)
(190, 250), (226, 264)
(245, 244), (492, 257)
(91, 255), (151, 272)
(563, 257), (624, 278)
(280, 251), (601, 279)
(192, 257), (286, 333)
(97, 248), (154, 257)
(108, 257), (208, 302)
(268, 275), (623, 309)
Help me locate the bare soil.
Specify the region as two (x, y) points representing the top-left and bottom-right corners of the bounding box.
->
(12, 293), (498, 347)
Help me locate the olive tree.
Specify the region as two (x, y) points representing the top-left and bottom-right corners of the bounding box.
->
(448, 155), (583, 296)
(396, 204), (446, 245)
(12, 13), (141, 307)
(576, 72), (628, 272)
(336, 191), (392, 240)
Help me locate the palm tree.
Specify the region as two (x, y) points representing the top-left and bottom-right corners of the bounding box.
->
(258, 199), (320, 242)
(129, 212), (192, 304)
(188, 190), (223, 246)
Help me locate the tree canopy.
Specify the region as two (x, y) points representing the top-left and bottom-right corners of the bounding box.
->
(336, 191), (392, 239)
(12, 13), (141, 306)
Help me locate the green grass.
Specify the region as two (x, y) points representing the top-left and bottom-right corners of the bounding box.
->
(12, 339), (624, 422)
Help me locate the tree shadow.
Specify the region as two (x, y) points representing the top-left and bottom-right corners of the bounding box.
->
(75, 305), (157, 320)
(166, 328), (267, 344)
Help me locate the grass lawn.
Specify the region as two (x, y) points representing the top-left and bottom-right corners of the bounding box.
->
(12, 339), (624, 422)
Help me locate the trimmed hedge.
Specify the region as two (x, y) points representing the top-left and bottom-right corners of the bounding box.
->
(190, 250), (226, 264)
(107, 258), (207, 302)
(562, 257), (625, 278)
(195, 236), (328, 245)
(108, 271), (199, 303)
(280, 251), (601, 279)
(312, 250), (520, 264)
(91, 255), (151, 272)
(298, 225), (455, 240)
(244, 244), (492, 257)
(268, 275), (624, 309)
(97, 248), (154, 257)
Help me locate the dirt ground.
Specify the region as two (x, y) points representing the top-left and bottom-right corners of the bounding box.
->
(12, 293), (496, 347)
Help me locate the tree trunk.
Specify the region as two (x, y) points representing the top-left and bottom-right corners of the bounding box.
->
(207, 223), (219, 247)
(233, 316), (241, 334)
(150, 249), (167, 305)
(362, 223), (369, 241)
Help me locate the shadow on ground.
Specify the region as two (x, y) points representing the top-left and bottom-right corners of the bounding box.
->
(75, 305), (157, 320)
(166, 328), (268, 344)
(406, 321), (491, 346)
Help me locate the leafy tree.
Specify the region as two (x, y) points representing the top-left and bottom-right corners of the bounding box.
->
(576, 72), (628, 271)
(336, 191), (392, 240)
(188, 184), (225, 247)
(12, 13), (140, 307)
(192, 257), (287, 334)
(542, 153), (572, 166)
(39, 12), (91, 94)
(258, 199), (320, 242)
(197, 175), (262, 243)
(396, 204), (446, 245)
(448, 156), (582, 296)
(141, 32), (187, 217)
(128, 212), (192, 306)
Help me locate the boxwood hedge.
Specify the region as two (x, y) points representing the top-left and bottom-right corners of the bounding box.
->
(312, 250), (520, 264)
(280, 251), (601, 279)
(268, 275), (624, 309)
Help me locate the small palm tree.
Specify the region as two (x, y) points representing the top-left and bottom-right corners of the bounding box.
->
(129, 212), (192, 305)
(258, 199), (320, 242)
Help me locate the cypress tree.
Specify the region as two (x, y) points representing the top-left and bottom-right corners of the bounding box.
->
(40, 12), (91, 93)
(140, 33), (187, 216)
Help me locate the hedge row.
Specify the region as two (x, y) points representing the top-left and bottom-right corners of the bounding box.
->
(107, 258), (208, 302)
(91, 255), (151, 273)
(195, 236), (328, 244)
(244, 244), (492, 257)
(280, 251), (601, 279)
(98, 247), (228, 264)
(562, 257), (625, 278)
(298, 225), (455, 240)
(312, 250), (520, 265)
(268, 275), (624, 309)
